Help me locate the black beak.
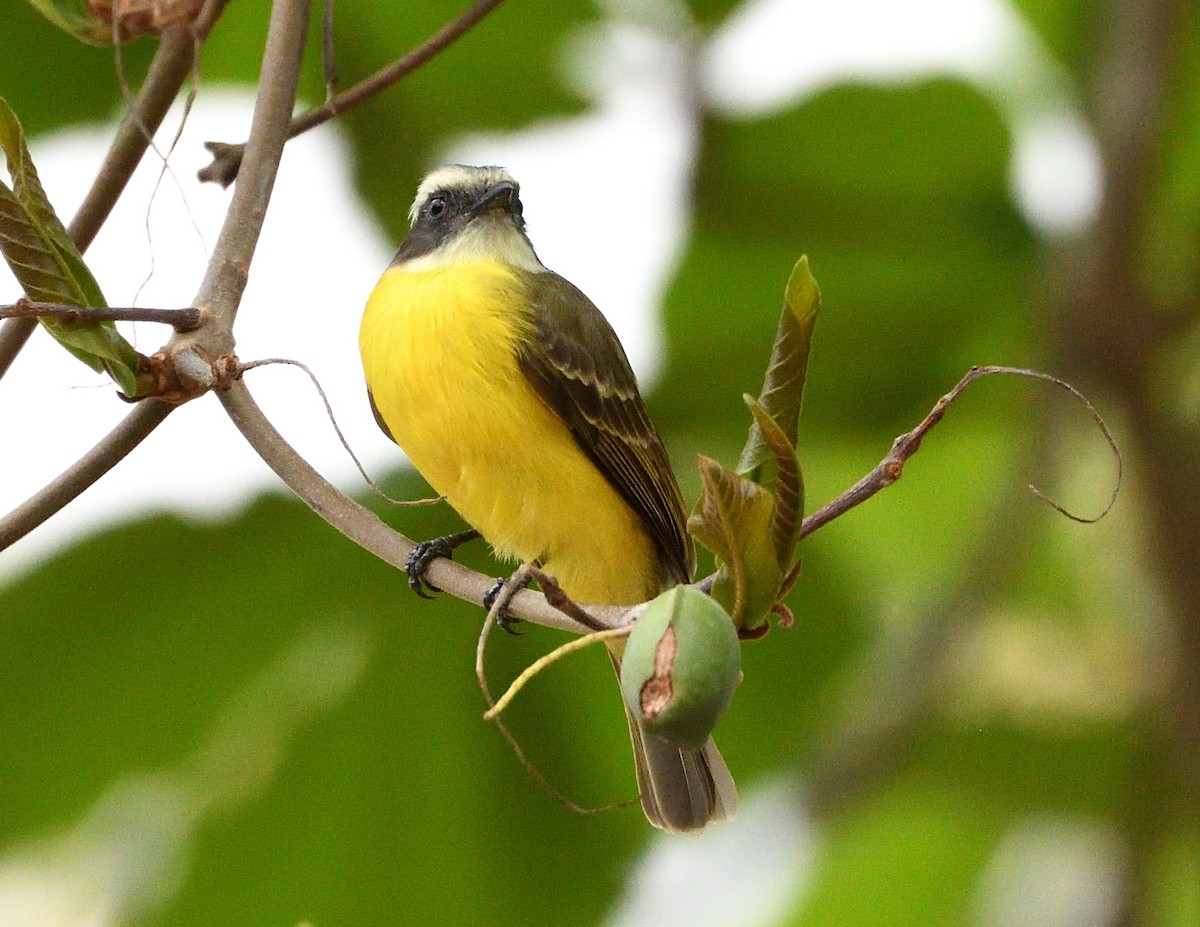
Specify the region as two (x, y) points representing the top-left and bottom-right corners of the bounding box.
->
(469, 180), (517, 218)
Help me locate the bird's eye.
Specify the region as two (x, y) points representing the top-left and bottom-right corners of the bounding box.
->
(428, 197), (447, 218)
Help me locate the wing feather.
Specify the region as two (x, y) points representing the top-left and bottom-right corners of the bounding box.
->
(517, 272), (694, 584)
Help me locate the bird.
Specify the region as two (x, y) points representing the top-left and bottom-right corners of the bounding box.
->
(359, 164), (736, 832)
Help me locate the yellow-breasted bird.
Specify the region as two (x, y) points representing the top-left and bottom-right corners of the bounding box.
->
(359, 165), (736, 832)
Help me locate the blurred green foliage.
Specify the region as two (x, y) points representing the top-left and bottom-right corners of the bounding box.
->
(3, 1), (1199, 926)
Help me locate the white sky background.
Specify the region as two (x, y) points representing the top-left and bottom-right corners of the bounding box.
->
(0, 2), (1115, 926)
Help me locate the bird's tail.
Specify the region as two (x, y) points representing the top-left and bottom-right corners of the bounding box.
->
(623, 704), (737, 832)
(609, 652), (737, 832)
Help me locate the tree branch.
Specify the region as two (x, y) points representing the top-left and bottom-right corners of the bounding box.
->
(217, 378), (619, 634)
(799, 365), (1121, 540)
(0, 0), (230, 380)
(198, 0), (509, 186)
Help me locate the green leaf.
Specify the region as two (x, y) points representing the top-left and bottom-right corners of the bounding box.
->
(41, 315), (142, 395)
(687, 455), (782, 633)
(744, 395), (803, 572)
(0, 96), (141, 395)
(738, 255), (820, 480)
(0, 95), (106, 305)
(21, 0), (115, 46)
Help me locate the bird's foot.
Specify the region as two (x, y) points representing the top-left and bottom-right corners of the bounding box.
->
(405, 530), (481, 598)
(483, 569), (536, 635)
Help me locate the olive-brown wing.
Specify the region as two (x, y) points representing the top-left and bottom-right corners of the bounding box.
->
(517, 272), (694, 584)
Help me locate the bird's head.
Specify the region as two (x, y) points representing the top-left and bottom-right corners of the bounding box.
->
(392, 164), (542, 271)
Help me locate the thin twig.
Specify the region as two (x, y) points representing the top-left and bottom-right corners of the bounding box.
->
(799, 365), (1122, 540)
(474, 568), (634, 816)
(0, 401), (172, 550)
(290, 0), (506, 134)
(79, 0), (231, 252)
(1, 301), (202, 330)
(483, 626), (631, 721)
(532, 567), (611, 632)
(119, 5), (217, 308)
(237, 356), (441, 507)
(198, 0), (509, 186)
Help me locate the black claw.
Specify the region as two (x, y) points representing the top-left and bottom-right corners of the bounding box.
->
(405, 540), (449, 598)
(483, 578), (524, 635)
(405, 530), (480, 599)
(481, 578), (504, 611)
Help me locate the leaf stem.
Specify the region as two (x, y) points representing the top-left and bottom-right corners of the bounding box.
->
(483, 626), (632, 721)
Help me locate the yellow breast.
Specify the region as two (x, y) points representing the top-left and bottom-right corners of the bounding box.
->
(359, 260), (661, 605)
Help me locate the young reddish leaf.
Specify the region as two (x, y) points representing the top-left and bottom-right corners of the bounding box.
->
(744, 394), (803, 572)
(687, 455), (781, 634)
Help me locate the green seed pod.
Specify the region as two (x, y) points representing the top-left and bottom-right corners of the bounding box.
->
(619, 586), (742, 750)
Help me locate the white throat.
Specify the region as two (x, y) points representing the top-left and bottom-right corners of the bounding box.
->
(398, 220), (546, 273)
